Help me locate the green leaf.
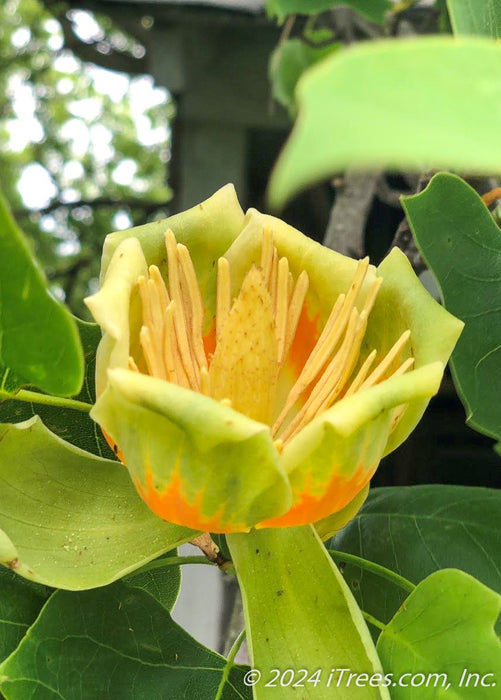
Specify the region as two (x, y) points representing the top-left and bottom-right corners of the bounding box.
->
(403, 173), (501, 441)
(123, 551), (181, 611)
(0, 416), (195, 590)
(228, 525), (390, 699)
(0, 568), (51, 665)
(0, 580), (252, 700)
(266, 0), (392, 24)
(447, 0), (501, 38)
(0, 190), (83, 396)
(331, 486), (501, 632)
(268, 37), (501, 209)
(377, 569), (501, 698)
(270, 39), (339, 118)
(0, 319), (114, 459)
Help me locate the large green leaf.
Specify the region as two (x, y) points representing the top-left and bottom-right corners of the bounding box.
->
(228, 525), (390, 699)
(377, 569), (501, 698)
(0, 579), (252, 700)
(403, 173), (501, 441)
(0, 569), (51, 665)
(447, 0), (501, 37)
(266, 0), (392, 24)
(331, 486), (501, 632)
(268, 37), (501, 209)
(123, 551), (181, 611)
(0, 190), (83, 396)
(0, 417), (195, 590)
(0, 319), (114, 459)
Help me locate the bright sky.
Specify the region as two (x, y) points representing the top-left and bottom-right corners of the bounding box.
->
(8, 10), (169, 227)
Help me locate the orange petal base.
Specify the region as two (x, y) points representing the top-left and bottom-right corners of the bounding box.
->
(135, 467), (248, 534)
(257, 464), (374, 529)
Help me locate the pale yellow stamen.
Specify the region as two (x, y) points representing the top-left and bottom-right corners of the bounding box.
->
(344, 349), (377, 398)
(281, 309), (361, 442)
(128, 356), (139, 372)
(163, 301), (182, 384)
(165, 230), (199, 389)
(270, 247), (279, 309)
(216, 257), (231, 344)
(283, 269), (309, 361)
(200, 367), (211, 396)
(260, 226), (274, 284)
(275, 257), (290, 364)
(359, 330), (411, 392)
(132, 227), (413, 451)
(178, 243), (207, 371)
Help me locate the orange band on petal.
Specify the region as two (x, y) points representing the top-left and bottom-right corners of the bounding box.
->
(103, 430), (125, 463)
(257, 463), (374, 529)
(135, 467), (247, 534)
(287, 306), (320, 381)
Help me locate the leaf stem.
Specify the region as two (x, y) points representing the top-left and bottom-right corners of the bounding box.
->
(133, 556), (216, 576)
(361, 611), (386, 632)
(0, 389), (93, 413)
(215, 629), (246, 700)
(328, 548), (416, 593)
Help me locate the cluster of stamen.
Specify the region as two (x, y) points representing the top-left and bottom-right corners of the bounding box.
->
(131, 228), (414, 447)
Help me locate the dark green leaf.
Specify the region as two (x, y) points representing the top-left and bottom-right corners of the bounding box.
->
(0, 568), (51, 665)
(123, 551), (181, 611)
(266, 0), (391, 24)
(331, 486), (501, 631)
(0, 581), (251, 700)
(0, 417), (195, 590)
(447, 0), (501, 38)
(403, 173), (501, 441)
(0, 190), (83, 396)
(377, 569), (501, 698)
(268, 38), (501, 209)
(0, 319), (114, 459)
(269, 38), (339, 118)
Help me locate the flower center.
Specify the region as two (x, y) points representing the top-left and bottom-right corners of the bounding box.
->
(131, 228), (413, 445)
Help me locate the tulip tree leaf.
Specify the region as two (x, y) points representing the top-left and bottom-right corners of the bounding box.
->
(0, 319), (114, 459)
(0, 580), (252, 700)
(268, 37), (501, 209)
(270, 39), (339, 118)
(0, 190), (83, 396)
(123, 552), (181, 611)
(0, 568), (51, 665)
(0, 416), (195, 590)
(447, 0), (501, 38)
(331, 486), (501, 633)
(377, 569), (501, 698)
(403, 173), (501, 441)
(266, 0), (391, 24)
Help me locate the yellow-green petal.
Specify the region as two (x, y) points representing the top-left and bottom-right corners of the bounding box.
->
(91, 369), (292, 533)
(261, 364), (443, 528)
(100, 184), (245, 327)
(368, 247), (463, 454)
(223, 208), (378, 321)
(85, 238), (148, 397)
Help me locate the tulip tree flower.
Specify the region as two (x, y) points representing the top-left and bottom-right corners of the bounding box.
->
(86, 184), (462, 536)
(85, 185), (462, 697)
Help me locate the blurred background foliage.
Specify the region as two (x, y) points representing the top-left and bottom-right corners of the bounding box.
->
(0, 0), (172, 317)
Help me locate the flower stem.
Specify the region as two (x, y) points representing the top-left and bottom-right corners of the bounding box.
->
(0, 389), (92, 413)
(328, 548), (416, 593)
